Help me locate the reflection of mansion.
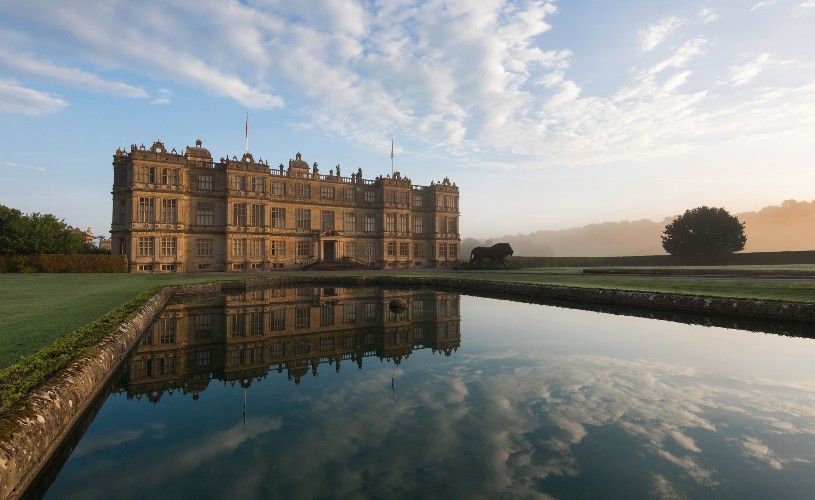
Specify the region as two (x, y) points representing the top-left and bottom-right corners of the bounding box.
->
(111, 140), (460, 272)
(120, 287), (461, 401)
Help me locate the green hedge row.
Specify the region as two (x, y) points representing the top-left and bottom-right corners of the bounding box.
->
(506, 255), (671, 268)
(507, 250), (815, 268)
(0, 254), (128, 273)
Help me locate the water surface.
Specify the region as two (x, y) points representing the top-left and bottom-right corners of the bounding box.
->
(43, 286), (815, 499)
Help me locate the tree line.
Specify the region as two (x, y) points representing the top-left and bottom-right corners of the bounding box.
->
(464, 206), (747, 264)
(0, 204), (104, 255)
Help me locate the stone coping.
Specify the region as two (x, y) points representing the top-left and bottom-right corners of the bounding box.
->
(2, 276), (815, 498)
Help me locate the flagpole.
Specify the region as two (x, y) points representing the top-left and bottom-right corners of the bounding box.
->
(391, 138), (394, 176)
(245, 112), (249, 153)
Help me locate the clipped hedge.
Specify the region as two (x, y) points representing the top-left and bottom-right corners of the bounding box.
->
(0, 254), (128, 273)
(506, 255), (673, 268)
(507, 250), (815, 268)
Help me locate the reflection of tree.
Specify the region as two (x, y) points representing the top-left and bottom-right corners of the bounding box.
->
(119, 287), (461, 401)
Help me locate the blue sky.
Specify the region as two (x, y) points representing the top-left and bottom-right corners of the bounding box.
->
(0, 0), (813, 239)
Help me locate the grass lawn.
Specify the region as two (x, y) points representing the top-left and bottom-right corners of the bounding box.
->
(0, 273), (210, 368)
(2, 267), (815, 370)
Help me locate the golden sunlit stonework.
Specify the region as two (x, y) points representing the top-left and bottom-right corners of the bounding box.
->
(111, 140), (460, 272)
(122, 287), (461, 400)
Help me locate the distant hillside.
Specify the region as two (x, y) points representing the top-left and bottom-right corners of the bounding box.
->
(463, 199), (815, 257)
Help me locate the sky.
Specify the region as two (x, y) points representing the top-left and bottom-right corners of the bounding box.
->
(0, 0), (813, 240)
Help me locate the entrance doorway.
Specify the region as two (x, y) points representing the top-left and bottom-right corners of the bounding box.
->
(323, 241), (336, 262)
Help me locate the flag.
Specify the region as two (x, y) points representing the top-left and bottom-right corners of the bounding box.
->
(245, 112), (249, 153)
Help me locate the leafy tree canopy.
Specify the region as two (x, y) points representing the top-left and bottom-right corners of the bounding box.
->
(662, 206), (746, 262)
(0, 204), (89, 255)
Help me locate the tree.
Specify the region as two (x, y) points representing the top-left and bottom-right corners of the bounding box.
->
(0, 204), (90, 255)
(0, 205), (25, 255)
(662, 206), (746, 262)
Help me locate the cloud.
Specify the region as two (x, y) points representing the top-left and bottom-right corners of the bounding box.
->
(0, 0), (284, 110)
(0, 1), (813, 170)
(723, 53), (773, 86)
(639, 16), (684, 52)
(0, 79), (66, 115)
(151, 88), (172, 105)
(0, 47), (147, 97)
(796, 1), (815, 13)
(751, 0), (778, 12)
(0, 160), (47, 173)
(697, 8), (719, 24)
(647, 37), (709, 75)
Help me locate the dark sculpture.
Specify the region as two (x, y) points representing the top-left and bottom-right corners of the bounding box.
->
(469, 243), (514, 268)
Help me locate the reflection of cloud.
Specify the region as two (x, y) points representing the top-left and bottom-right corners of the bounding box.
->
(55, 349), (815, 498)
(71, 429), (143, 458)
(655, 448), (717, 485)
(259, 351), (815, 497)
(54, 416), (282, 497)
(651, 473), (685, 500)
(173, 417), (282, 471)
(741, 436), (785, 470)
(445, 351), (815, 494)
(669, 430), (700, 452)
(739, 436), (810, 470)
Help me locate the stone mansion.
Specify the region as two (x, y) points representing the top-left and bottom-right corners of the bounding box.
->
(111, 140), (460, 273)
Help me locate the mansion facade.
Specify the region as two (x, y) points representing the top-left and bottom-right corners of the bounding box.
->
(111, 140), (460, 273)
(122, 286), (461, 398)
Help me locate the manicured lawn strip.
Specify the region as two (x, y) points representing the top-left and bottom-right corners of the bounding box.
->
(0, 274), (211, 368)
(446, 272), (815, 302)
(0, 286), (165, 410)
(294, 268), (815, 302)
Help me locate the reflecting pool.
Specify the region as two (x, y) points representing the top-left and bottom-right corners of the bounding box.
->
(42, 286), (815, 499)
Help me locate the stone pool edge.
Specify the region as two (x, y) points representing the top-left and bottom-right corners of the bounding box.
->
(2, 276), (814, 498)
(0, 282), (220, 499)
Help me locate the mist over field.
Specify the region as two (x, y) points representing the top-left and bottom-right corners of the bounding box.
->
(463, 200), (815, 257)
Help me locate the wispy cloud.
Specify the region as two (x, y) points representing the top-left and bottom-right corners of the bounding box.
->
(796, 0), (815, 13)
(639, 16), (684, 52)
(723, 53), (773, 86)
(0, 0), (284, 110)
(697, 8), (719, 24)
(647, 37), (709, 75)
(0, 79), (66, 115)
(151, 88), (171, 105)
(0, 47), (147, 98)
(0, 1), (813, 171)
(751, 0), (778, 12)
(0, 160), (47, 173)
